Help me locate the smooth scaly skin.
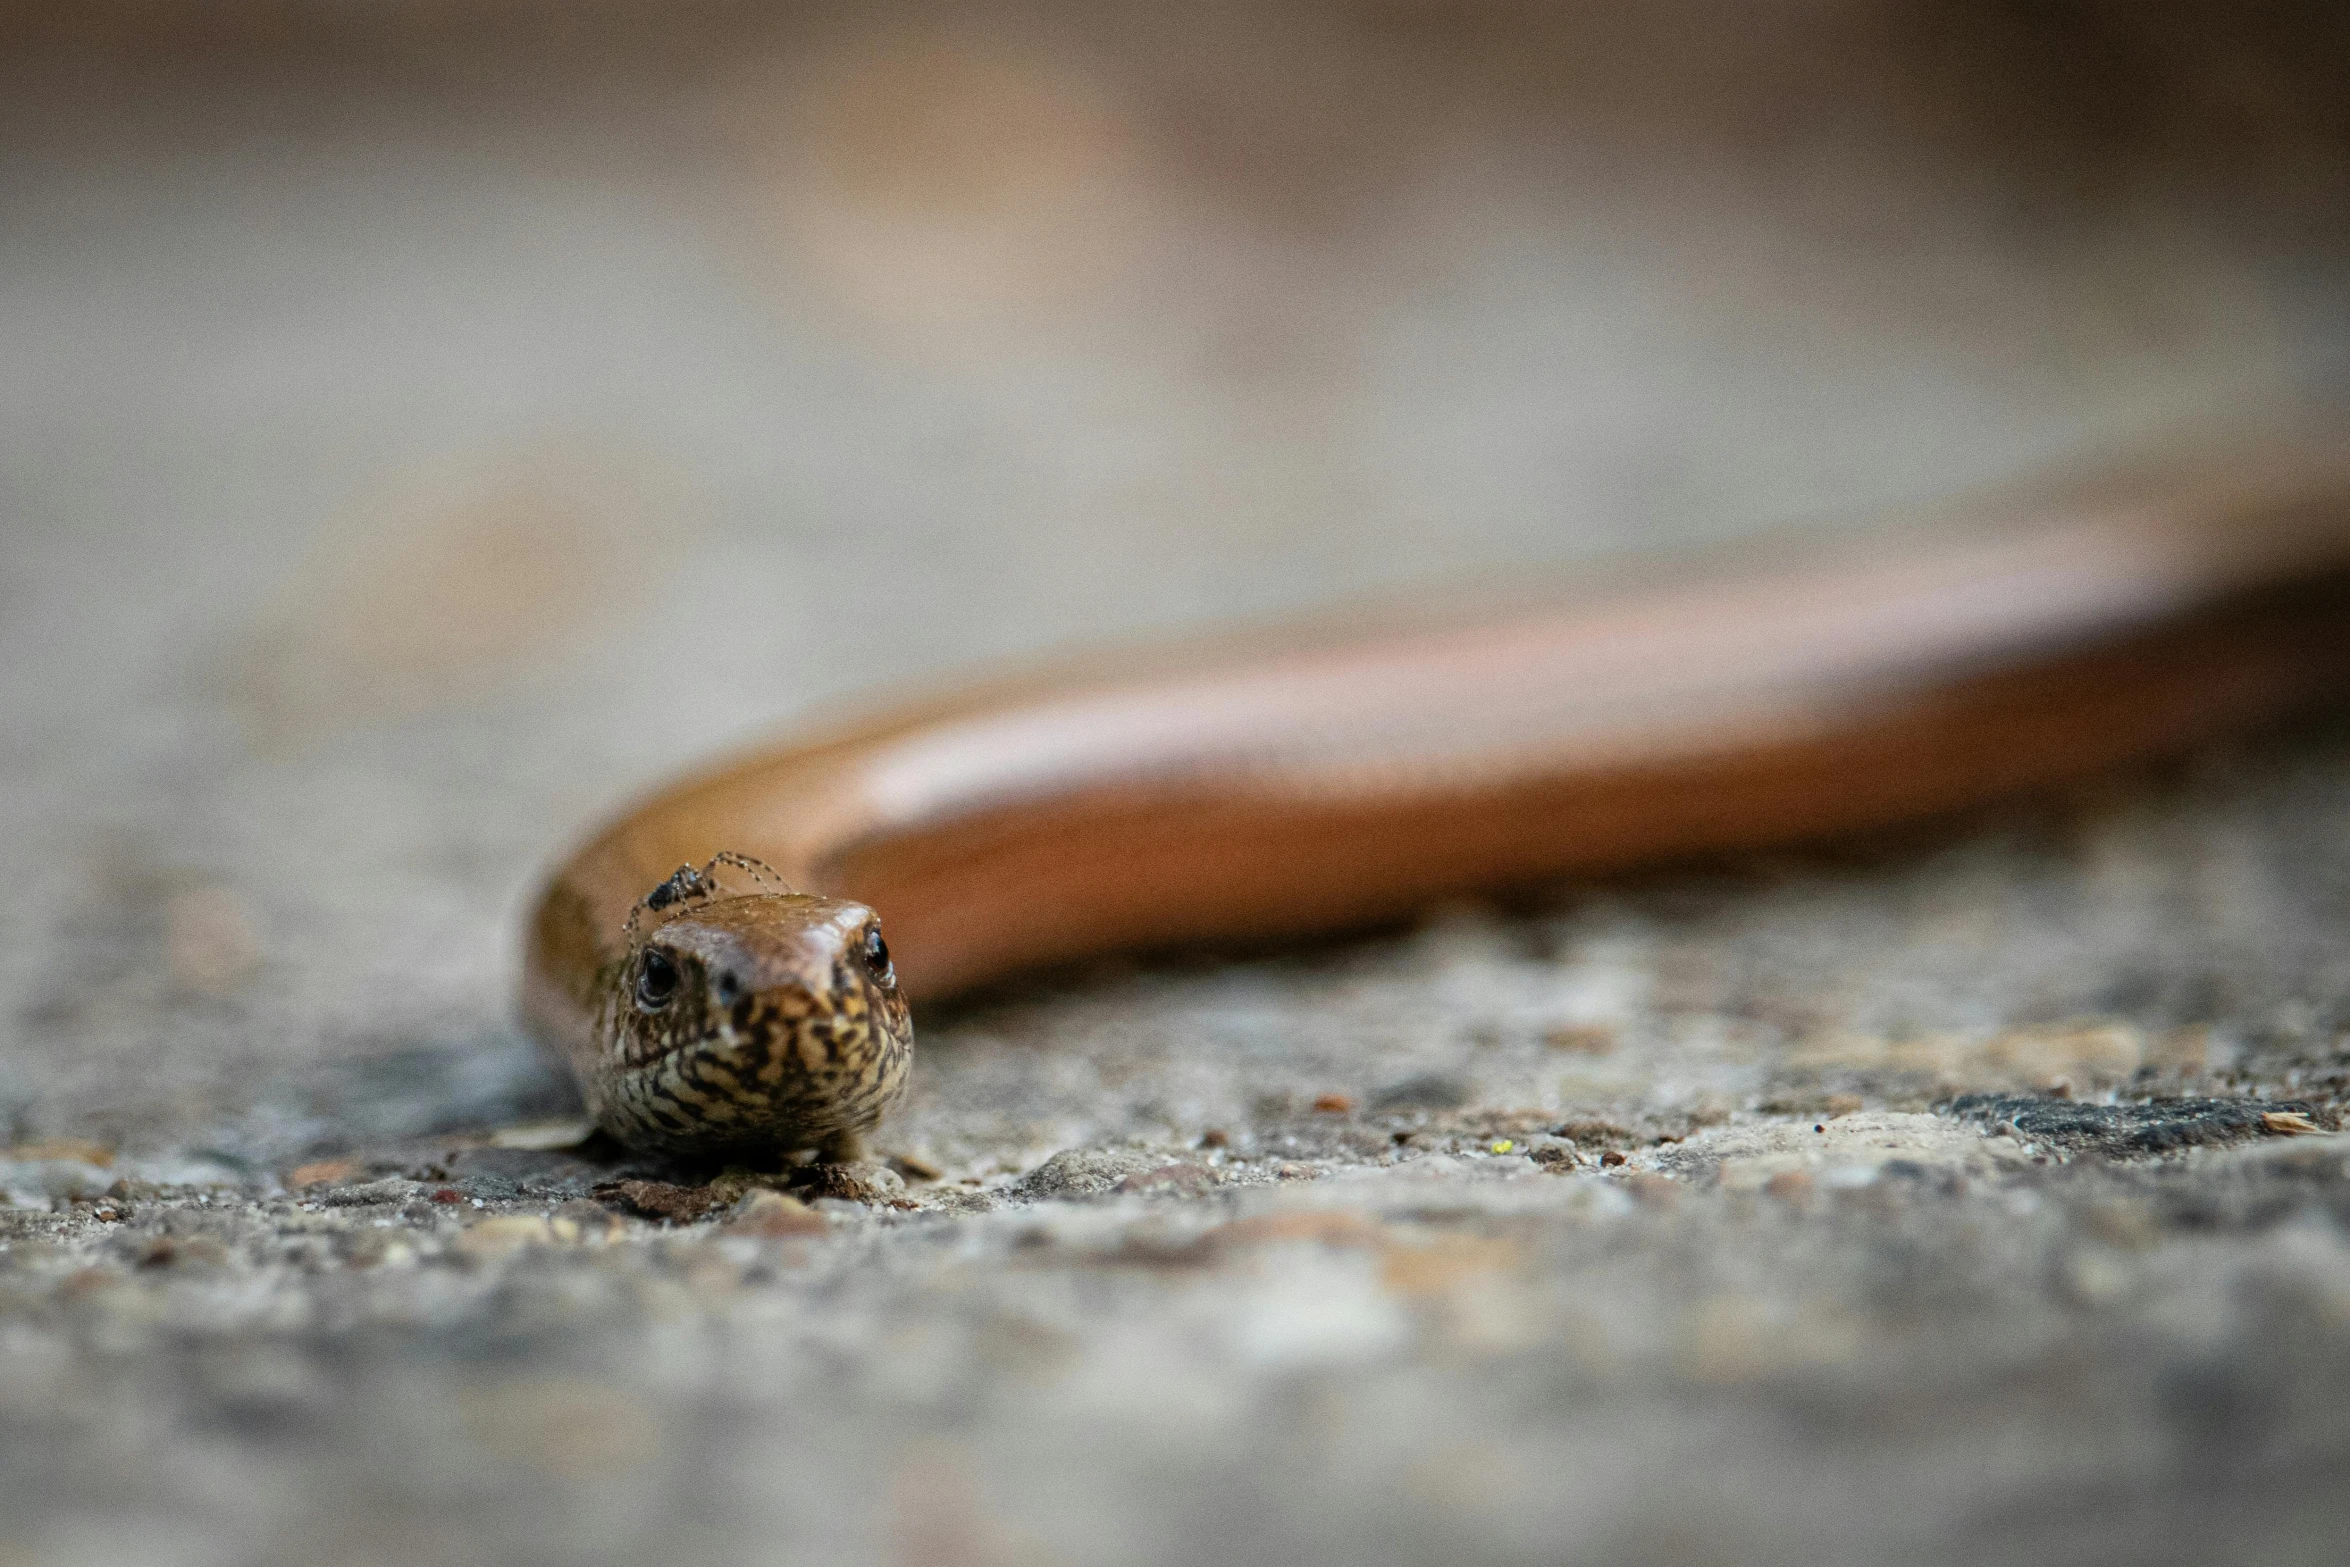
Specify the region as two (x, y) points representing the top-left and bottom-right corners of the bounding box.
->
(525, 433), (2350, 1157)
(570, 862), (911, 1160)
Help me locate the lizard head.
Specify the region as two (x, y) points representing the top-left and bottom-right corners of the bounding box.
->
(590, 859), (912, 1158)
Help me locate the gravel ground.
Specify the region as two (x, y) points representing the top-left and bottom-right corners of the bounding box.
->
(6, 6), (2350, 1564)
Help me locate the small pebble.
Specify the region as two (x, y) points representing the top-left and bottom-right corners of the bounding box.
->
(1762, 1170), (1814, 1203)
(287, 1160), (360, 1190)
(1113, 1163), (1217, 1196)
(456, 1216), (556, 1257)
(887, 1150), (944, 1182)
(1626, 1174), (1678, 1205)
(593, 1179), (727, 1224)
(722, 1190), (829, 1238)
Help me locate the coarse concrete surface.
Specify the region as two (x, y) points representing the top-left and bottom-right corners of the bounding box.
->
(5, 5), (2350, 1564)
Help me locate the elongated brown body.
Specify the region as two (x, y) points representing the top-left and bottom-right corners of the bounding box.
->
(524, 435), (2350, 1149)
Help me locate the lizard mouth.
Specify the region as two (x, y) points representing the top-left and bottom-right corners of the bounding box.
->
(599, 999), (908, 1158)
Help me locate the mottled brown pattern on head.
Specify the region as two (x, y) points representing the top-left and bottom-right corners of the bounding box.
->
(585, 879), (911, 1157)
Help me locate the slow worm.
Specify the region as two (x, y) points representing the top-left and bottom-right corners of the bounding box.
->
(522, 435), (2350, 1157)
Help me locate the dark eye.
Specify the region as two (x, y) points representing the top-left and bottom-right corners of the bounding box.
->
(635, 948), (680, 1012)
(860, 926), (894, 985)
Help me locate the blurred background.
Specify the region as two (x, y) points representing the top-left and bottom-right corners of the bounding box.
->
(6, 0), (2349, 1145)
(6, 6), (2350, 1562)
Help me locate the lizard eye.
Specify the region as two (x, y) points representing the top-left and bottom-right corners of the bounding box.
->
(860, 926), (894, 987)
(635, 948), (680, 1012)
